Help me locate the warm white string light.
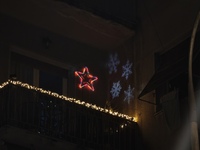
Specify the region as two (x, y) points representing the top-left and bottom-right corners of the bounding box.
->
(0, 81), (9, 89)
(0, 80), (135, 122)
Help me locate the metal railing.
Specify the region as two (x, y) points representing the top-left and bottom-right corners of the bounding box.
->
(0, 82), (139, 150)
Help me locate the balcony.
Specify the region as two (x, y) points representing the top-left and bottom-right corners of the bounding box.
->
(0, 80), (140, 150)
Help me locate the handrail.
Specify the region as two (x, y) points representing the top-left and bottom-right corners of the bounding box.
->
(0, 79), (138, 149)
(0, 79), (135, 122)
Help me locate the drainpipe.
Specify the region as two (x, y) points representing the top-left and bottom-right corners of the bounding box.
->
(188, 10), (200, 150)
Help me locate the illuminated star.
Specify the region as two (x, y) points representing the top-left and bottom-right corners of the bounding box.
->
(75, 67), (98, 91)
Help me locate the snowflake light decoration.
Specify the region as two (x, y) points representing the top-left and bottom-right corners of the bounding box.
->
(124, 85), (134, 104)
(110, 81), (122, 99)
(75, 67), (98, 91)
(122, 60), (133, 80)
(107, 53), (120, 74)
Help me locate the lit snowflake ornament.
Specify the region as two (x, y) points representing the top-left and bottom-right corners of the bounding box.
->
(124, 85), (134, 104)
(107, 53), (120, 74)
(110, 81), (122, 99)
(122, 60), (133, 80)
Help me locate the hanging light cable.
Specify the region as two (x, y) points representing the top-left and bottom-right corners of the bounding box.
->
(188, 10), (200, 150)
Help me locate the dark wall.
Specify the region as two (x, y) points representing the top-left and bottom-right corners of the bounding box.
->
(0, 13), (109, 107)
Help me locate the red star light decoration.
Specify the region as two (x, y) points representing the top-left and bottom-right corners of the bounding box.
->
(75, 67), (98, 91)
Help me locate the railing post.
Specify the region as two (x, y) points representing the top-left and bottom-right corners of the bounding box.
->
(6, 84), (11, 125)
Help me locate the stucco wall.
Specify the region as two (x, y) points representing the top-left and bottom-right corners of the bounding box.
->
(134, 0), (200, 150)
(0, 41), (9, 83)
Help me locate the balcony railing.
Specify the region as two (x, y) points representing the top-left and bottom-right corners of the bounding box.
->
(0, 80), (139, 150)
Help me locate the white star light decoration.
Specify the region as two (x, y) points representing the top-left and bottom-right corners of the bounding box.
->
(122, 60), (133, 80)
(107, 53), (120, 74)
(110, 81), (122, 99)
(124, 85), (134, 104)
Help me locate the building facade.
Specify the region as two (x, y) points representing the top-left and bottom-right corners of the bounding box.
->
(0, 0), (200, 150)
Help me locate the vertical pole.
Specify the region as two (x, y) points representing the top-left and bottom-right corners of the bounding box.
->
(188, 10), (200, 150)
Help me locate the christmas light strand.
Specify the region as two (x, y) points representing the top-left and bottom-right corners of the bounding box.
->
(0, 80), (135, 122)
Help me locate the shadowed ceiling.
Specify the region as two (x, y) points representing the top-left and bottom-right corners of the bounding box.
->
(0, 0), (137, 51)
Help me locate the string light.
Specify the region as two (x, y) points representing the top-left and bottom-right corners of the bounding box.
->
(0, 79), (136, 122)
(0, 81), (9, 89)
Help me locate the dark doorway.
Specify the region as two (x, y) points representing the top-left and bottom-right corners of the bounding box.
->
(39, 70), (63, 95)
